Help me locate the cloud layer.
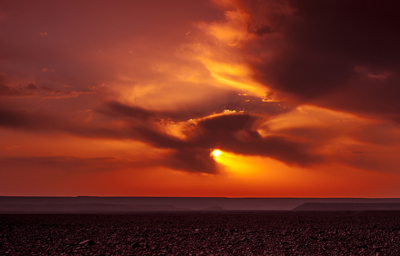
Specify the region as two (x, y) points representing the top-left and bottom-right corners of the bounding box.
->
(240, 0), (400, 121)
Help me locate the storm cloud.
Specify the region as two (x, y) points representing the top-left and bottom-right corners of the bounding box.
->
(240, 0), (400, 122)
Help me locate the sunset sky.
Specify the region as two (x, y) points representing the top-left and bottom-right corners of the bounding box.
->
(1, 0), (400, 197)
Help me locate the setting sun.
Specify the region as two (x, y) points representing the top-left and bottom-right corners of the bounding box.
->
(212, 149), (221, 158)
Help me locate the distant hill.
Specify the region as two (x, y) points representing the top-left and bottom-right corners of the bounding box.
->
(200, 205), (225, 211)
(0, 203), (187, 213)
(2, 197), (400, 213)
(292, 203), (400, 211)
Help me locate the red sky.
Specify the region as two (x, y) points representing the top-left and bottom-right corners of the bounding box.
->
(1, 0), (400, 197)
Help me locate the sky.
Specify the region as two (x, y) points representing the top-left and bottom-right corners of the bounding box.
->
(1, 0), (400, 197)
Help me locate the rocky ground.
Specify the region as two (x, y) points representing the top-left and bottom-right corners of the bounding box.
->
(1, 211), (400, 255)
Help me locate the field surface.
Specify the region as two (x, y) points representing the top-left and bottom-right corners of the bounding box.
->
(1, 212), (400, 255)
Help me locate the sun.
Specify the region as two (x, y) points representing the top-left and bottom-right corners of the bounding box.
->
(212, 149), (221, 158)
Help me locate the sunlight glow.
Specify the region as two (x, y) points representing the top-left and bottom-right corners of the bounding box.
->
(212, 149), (221, 158)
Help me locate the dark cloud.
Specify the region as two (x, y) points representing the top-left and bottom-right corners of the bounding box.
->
(0, 105), (37, 128)
(0, 80), (89, 99)
(0, 156), (140, 173)
(165, 148), (220, 174)
(241, 0), (400, 121)
(315, 74), (400, 123)
(0, 84), (22, 96)
(288, 0), (400, 68)
(128, 112), (321, 172)
(107, 101), (157, 121)
(195, 114), (322, 166)
(106, 90), (293, 123)
(0, 104), (119, 138)
(134, 126), (186, 149)
(25, 83), (38, 90)
(100, 101), (322, 172)
(199, 114), (254, 132)
(40, 86), (52, 91)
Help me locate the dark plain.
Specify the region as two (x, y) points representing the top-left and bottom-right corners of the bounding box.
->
(1, 212), (400, 255)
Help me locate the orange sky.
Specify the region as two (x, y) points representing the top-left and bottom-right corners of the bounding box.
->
(1, 0), (400, 197)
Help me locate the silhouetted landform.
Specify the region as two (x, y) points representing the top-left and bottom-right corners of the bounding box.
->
(200, 205), (225, 211)
(2, 197), (400, 213)
(0, 204), (187, 213)
(292, 203), (400, 211)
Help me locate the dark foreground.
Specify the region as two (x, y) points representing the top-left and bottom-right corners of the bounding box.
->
(1, 212), (400, 255)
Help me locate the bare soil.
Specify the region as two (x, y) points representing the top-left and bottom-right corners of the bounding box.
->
(1, 212), (400, 255)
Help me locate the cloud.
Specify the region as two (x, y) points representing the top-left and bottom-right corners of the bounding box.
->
(0, 69), (95, 100)
(0, 84), (23, 96)
(106, 90), (292, 123)
(105, 102), (322, 172)
(0, 104), (56, 130)
(106, 101), (158, 121)
(0, 80), (94, 99)
(0, 105), (34, 128)
(0, 156), (146, 173)
(165, 148), (221, 174)
(0, 97), (318, 173)
(195, 113), (322, 165)
(42, 90), (94, 99)
(226, 0), (400, 122)
(25, 83), (37, 90)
